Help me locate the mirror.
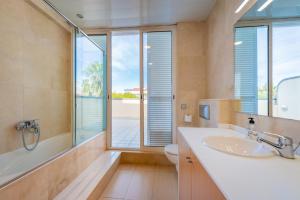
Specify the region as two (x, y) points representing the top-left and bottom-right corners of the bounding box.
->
(234, 0), (300, 121)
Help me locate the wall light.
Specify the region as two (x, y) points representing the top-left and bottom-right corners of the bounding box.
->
(257, 0), (273, 12)
(235, 0), (251, 14)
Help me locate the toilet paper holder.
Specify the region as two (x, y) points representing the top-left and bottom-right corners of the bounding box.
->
(184, 114), (192, 123)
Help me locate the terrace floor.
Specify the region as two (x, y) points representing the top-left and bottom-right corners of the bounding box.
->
(112, 118), (140, 148)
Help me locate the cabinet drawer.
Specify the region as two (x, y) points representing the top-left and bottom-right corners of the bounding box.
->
(191, 152), (225, 200)
(178, 131), (225, 200)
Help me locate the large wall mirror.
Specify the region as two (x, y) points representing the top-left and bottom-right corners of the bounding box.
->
(234, 0), (300, 121)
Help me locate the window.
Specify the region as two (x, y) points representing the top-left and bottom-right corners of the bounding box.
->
(234, 26), (269, 116)
(272, 22), (300, 120)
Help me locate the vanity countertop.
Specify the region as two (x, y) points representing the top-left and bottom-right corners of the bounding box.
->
(178, 127), (300, 200)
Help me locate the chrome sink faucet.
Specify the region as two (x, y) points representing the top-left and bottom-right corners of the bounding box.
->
(257, 132), (300, 159)
(247, 114), (299, 159)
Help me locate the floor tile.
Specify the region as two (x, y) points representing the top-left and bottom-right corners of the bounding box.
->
(99, 164), (177, 200)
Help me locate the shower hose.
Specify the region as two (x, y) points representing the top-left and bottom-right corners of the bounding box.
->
(21, 127), (40, 151)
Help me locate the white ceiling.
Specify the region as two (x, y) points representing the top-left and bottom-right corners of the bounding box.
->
(47, 0), (216, 28)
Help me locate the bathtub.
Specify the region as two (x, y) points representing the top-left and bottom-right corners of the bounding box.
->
(0, 133), (72, 186)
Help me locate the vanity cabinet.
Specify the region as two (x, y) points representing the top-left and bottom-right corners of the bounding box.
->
(178, 133), (225, 200)
(178, 132), (192, 200)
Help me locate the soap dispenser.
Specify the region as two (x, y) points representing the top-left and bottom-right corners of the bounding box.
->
(247, 115), (256, 138)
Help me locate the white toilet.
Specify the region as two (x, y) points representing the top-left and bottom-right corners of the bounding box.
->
(164, 144), (179, 171)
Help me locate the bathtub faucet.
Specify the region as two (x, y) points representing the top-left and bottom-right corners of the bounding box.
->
(16, 119), (41, 151)
(16, 119), (40, 134)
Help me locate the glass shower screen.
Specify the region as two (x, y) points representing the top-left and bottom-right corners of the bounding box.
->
(75, 30), (106, 145)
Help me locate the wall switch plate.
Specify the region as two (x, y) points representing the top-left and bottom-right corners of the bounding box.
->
(199, 104), (210, 120)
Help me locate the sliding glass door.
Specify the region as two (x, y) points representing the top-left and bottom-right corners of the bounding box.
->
(109, 29), (174, 149)
(111, 31), (140, 148)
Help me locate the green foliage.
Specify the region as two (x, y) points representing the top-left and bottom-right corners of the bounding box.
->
(81, 62), (103, 96)
(258, 84), (268, 99)
(112, 92), (138, 99)
(258, 84), (277, 99)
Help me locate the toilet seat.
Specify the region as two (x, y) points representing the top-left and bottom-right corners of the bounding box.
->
(165, 144), (178, 156)
(164, 144), (178, 171)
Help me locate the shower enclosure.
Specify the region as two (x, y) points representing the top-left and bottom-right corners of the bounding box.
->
(0, 6), (106, 187)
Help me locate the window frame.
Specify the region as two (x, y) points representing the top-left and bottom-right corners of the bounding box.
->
(234, 24), (270, 116)
(235, 18), (300, 120)
(85, 26), (177, 152)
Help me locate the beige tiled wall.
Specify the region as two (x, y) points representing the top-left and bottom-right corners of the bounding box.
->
(199, 99), (238, 128)
(176, 22), (208, 127)
(206, 0), (300, 140)
(206, 0), (257, 99)
(0, 133), (106, 200)
(0, 0), (71, 154)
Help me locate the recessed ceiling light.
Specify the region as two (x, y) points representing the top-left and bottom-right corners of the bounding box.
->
(76, 14), (84, 19)
(257, 0), (273, 12)
(235, 41), (243, 46)
(235, 0), (251, 14)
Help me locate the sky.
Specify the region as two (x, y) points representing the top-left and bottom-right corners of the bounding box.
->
(111, 32), (140, 93)
(76, 35), (104, 95)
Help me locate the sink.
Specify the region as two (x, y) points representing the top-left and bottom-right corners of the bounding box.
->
(202, 136), (275, 158)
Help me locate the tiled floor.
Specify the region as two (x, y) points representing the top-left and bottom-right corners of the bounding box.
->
(99, 164), (178, 200)
(112, 118), (140, 148)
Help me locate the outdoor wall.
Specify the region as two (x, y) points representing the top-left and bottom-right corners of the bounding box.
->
(112, 99), (141, 119)
(176, 22), (208, 127)
(206, 0), (300, 141)
(0, 0), (72, 154)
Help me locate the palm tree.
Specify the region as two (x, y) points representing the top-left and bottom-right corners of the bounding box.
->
(81, 62), (104, 97)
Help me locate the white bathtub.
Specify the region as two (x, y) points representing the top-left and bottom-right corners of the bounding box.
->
(0, 133), (72, 186)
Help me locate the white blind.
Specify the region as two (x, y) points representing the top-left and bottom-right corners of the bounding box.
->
(144, 32), (173, 146)
(235, 27), (259, 114)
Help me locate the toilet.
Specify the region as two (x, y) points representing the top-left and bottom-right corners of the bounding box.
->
(164, 144), (179, 171)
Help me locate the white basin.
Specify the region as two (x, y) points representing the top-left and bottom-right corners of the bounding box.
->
(202, 136), (275, 158)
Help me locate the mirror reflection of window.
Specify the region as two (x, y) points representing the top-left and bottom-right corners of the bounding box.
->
(273, 22), (300, 120)
(234, 26), (269, 116)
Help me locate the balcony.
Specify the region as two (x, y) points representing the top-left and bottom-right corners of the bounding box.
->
(112, 99), (142, 148)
